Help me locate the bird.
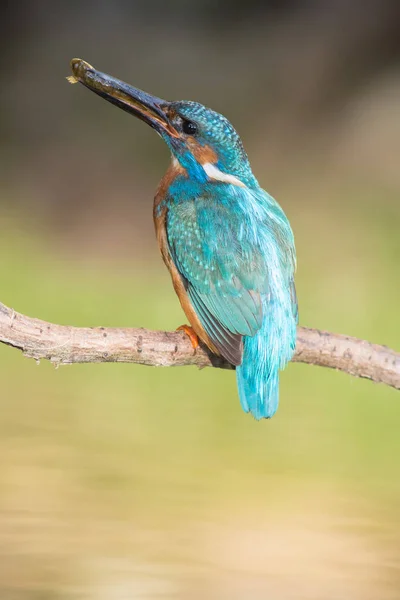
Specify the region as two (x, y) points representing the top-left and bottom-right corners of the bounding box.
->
(68, 58), (298, 420)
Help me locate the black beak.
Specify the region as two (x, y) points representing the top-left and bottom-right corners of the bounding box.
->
(69, 58), (179, 138)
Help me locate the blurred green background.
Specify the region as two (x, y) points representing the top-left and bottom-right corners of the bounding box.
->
(1, 1), (399, 598)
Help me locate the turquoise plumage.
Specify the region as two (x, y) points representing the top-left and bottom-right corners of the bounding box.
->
(70, 59), (298, 419)
(165, 177), (297, 419)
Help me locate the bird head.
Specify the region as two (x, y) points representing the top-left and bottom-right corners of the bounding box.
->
(69, 59), (257, 188)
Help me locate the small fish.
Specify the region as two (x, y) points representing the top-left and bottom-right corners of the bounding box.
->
(66, 59), (94, 85)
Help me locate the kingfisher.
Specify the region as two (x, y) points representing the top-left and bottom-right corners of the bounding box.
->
(68, 59), (298, 420)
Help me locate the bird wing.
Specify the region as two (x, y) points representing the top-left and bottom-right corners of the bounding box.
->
(166, 197), (268, 366)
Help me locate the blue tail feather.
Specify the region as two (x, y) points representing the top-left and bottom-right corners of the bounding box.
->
(237, 358), (280, 420)
(236, 295), (297, 420)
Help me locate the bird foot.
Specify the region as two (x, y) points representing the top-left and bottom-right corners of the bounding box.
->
(177, 324), (199, 351)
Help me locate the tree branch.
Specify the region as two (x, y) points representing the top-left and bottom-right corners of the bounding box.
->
(0, 301), (399, 390)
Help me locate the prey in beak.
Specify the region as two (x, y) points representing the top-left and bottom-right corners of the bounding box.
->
(68, 58), (179, 138)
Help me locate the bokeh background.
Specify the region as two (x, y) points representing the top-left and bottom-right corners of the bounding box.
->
(1, 1), (400, 598)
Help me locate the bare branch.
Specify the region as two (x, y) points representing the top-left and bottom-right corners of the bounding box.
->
(0, 301), (399, 390)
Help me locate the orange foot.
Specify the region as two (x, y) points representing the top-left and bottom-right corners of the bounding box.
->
(177, 324), (199, 351)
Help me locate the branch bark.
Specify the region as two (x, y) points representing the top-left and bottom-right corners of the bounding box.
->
(0, 300), (399, 390)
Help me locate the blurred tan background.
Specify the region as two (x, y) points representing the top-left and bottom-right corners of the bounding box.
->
(1, 1), (399, 598)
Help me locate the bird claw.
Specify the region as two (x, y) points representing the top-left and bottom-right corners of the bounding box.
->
(177, 324), (199, 352)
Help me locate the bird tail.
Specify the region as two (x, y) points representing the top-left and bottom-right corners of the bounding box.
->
(236, 295), (296, 420)
(236, 355), (280, 420)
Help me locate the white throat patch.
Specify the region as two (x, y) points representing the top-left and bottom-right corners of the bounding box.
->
(202, 162), (246, 188)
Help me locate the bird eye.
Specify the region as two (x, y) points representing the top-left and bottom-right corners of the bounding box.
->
(182, 119), (198, 136)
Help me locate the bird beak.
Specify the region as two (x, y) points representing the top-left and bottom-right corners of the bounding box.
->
(69, 58), (179, 138)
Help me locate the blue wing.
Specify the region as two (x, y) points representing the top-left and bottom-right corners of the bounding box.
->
(166, 184), (298, 419)
(166, 193), (269, 365)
